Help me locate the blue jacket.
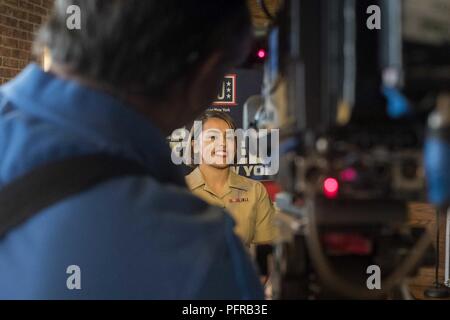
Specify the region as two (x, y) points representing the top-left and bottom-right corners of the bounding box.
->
(0, 64), (264, 300)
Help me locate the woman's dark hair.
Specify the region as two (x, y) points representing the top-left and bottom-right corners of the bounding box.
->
(35, 0), (252, 100)
(195, 110), (237, 131)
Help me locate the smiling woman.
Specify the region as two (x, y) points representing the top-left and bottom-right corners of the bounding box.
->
(185, 111), (277, 247)
(192, 111), (237, 167)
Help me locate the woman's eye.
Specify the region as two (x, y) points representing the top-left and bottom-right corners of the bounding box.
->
(204, 135), (215, 143)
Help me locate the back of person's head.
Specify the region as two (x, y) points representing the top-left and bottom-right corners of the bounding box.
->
(35, 0), (252, 104)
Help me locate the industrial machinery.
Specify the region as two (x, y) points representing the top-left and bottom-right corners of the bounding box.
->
(249, 0), (450, 299)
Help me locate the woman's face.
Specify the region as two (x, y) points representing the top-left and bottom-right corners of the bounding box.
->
(200, 118), (235, 169)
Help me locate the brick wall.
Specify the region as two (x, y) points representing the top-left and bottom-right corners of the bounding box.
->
(0, 0), (53, 84)
(0, 0), (277, 84)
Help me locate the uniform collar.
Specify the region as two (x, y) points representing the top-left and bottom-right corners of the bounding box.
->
(228, 170), (250, 191)
(1, 64), (186, 187)
(186, 167), (206, 191)
(187, 167), (249, 193)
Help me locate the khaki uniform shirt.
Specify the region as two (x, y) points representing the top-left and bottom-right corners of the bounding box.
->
(186, 167), (276, 246)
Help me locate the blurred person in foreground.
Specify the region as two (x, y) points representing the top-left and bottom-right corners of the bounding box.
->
(0, 0), (264, 299)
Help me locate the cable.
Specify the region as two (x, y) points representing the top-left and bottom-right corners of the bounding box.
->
(400, 281), (414, 300)
(304, 194), (432, 299)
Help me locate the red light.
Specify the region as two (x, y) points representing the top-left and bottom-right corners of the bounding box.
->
(340, 168), (358, 182)
(323, 178), (339, 198)
(257, 49), (266, 59)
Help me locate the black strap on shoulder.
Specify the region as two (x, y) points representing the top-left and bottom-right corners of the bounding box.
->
(0, 154), (149, 239)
